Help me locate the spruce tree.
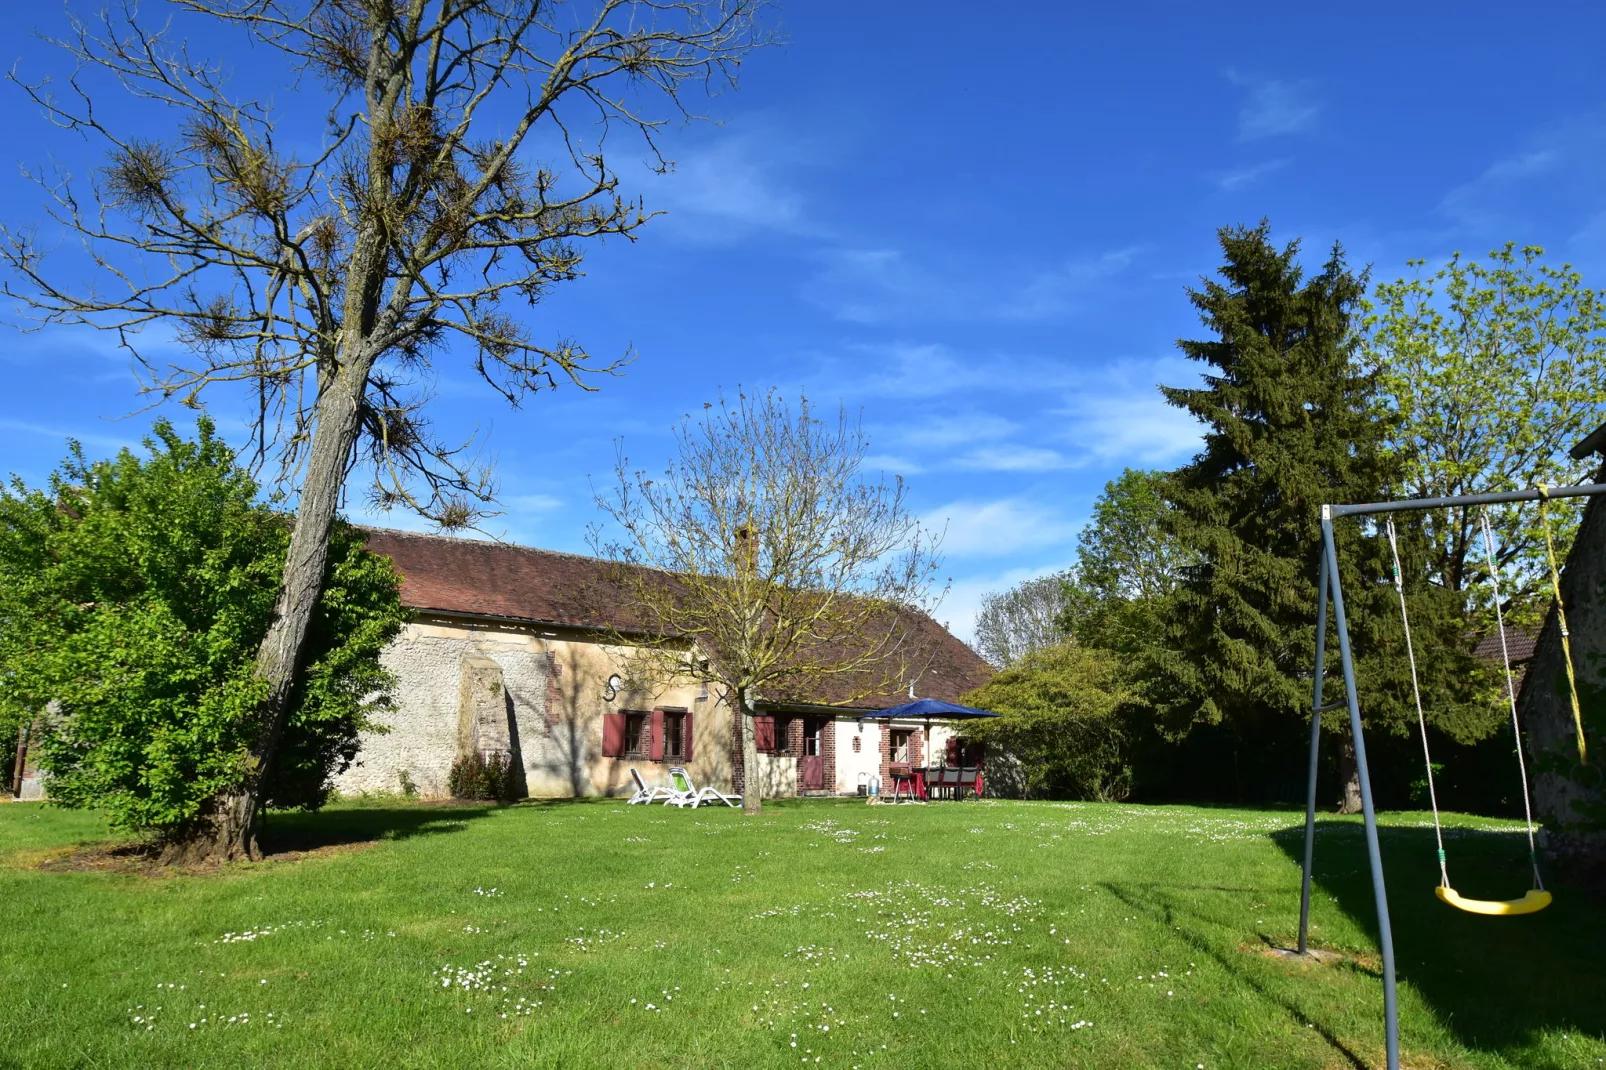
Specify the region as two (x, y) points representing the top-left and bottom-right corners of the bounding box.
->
(1158, 222), (1476, 809)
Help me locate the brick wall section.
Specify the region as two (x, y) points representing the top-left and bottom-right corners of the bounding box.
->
(544, 652), (561, 727)
(821, 720), (836, 795)
(911, 728), (924, 768)
(880, 729), (892, 782)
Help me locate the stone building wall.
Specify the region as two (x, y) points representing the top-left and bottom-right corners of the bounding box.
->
(334, 616), (733, 800)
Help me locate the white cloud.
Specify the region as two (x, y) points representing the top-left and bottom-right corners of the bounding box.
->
(804, 244), (1142, 325)
(1212, 158), (1290, 191)
(952, 445), (1074, 472)
(1053, 357), (1207, 467)
(923, 498), (1081, 558)
(647, 132), (811, 243)
(1228, 71), (1320, 141)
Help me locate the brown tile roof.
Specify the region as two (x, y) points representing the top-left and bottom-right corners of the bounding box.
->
(1472, 625), (1537, 664)
(360, 526), (992, 710)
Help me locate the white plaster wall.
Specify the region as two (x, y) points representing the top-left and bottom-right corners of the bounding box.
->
(834, 718), (882, 794)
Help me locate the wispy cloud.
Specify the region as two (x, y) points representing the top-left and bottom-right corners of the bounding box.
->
(923, 497), (1082, 558)
(1228, 70), (1320, 141)
(646, 131), (813, 243)
(1211, 158), (1290, 191)
(0, 417), (143, 455)
(952, 445), (1075, 472)
(1053, 357), (1206, 466)
(804, 245), (1143, 325)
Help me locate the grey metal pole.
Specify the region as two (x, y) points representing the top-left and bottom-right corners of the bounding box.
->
(1322, 508), (1400, 1070)
(1297, 548), (1330, 954)
(1331, 481), (1606, 518)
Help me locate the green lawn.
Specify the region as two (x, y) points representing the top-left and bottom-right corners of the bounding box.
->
(1, 797), (1602, 1070)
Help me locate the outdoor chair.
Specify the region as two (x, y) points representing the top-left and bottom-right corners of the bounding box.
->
(665, 766), (740, 809)
(957, 766), (984, 800)
(941, 766), (961, 800)
(627, 767), (675, 806)
(924, 766), (945, 801)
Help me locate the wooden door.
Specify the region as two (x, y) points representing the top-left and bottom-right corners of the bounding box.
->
(798, 716), (826, 791)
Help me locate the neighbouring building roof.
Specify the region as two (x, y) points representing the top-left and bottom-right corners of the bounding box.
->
(1472, 624), (1536, 665)
(360, 526), (993, 711)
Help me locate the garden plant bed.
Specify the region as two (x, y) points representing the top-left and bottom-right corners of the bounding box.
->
(1, 798), (1601, 1069)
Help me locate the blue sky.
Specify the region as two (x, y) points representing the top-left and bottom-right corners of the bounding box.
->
(2, 2), (1605, 642)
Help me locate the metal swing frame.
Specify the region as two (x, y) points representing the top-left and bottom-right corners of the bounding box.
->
(1297, 481), (1606, 1070)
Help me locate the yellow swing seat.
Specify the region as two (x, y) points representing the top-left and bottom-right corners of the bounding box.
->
(1435, 885), (1552, 916)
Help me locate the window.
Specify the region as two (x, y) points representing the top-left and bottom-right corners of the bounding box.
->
(771, 716), (795, 755)
(890, 729), (912, 764)
(624, 712), (648, 758)
(663, 712), (685, 760)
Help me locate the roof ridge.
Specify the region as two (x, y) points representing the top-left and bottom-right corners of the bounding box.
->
(355, 524), (610, 567)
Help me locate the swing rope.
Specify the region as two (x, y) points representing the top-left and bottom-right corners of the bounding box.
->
(1536, 484), (1588, 766)
(1384, 517), (1449, 889)
(1479, 510), (1544, 891)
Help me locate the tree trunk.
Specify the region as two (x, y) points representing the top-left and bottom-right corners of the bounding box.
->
(1520, 457), (1606, 877)
(738, 688), (762, 815)
(164, 351), (377, 863)
(1337, 734), (1363, 814)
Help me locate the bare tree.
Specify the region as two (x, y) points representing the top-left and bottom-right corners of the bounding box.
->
(591, 390), (944, 814)
(973, 572), (1073, 668)
(1, 0), (764, 861)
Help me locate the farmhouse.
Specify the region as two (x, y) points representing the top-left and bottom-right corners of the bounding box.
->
(336, 528), (993, 801)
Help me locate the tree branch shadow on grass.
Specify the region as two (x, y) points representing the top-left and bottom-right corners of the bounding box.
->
(1270, 820), (1606, 1061)
(1099, 879), (1374, 1070)
(258, 804), (497, 854)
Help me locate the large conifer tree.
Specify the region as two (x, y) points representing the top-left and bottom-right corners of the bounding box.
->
(1158, 222), (1475, 809)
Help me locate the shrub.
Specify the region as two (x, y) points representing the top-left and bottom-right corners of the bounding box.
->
(961, 642), (1133, 801)
(448, 751), (520, 802)
(0, 419), (407, 837)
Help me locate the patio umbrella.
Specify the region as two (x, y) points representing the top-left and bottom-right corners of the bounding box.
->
(858, 698), (999, 796)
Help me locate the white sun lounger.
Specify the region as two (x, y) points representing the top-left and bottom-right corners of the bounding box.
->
(628, 767), (675, 805)
(665, 766), (740, 808)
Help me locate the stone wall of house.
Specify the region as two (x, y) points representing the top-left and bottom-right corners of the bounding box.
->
(334, 616), (733, 800)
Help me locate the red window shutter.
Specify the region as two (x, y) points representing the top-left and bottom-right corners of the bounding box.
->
(754, 715), (775, 752)
(946, 736), (961, 765)
(602, 712), (625, 758)
(650, 709), (665, 761)
(683, 711), (694, 760)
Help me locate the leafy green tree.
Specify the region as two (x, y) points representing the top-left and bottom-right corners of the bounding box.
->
(1158, 222), (1478, 810)
(961, 643), (1132, 801)
(1365, 244), (1606, 626)
(0, 421), (405, 856)
(1068, 468), (1195, 652)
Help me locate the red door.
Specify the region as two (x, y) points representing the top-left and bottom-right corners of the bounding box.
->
(798, 717), (826, 791)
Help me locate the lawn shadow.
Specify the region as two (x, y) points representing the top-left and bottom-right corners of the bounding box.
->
(1271, 820), (1606, 1059)
(259, 802), (498, 854)
(1099, 878), (1376, 1070)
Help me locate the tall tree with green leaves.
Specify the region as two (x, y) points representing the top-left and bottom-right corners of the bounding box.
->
(1158, 222), (1476, 810)
(1365, 244), (1606, 628)
(1069, 468), (1194, 652)
(0, 421), (405, 856)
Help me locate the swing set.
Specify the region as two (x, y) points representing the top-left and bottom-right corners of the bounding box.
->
(1296, 481), (1601, 1070)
